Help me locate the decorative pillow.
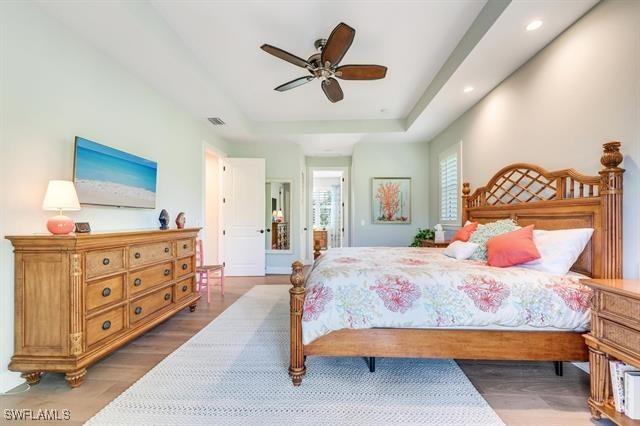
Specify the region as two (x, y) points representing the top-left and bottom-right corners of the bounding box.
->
(468, 219), (519, 261)
(443, 241), (479, 260)
(521, 228), (594, 275)
(452, 221), (478, 243)
(486, 225), (540, 267)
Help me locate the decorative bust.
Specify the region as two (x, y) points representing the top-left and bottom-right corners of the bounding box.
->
(175, 212), (186, 229)
(159, 209), (170, 230)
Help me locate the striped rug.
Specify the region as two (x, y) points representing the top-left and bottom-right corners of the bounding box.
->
(87, 285), (504, 425)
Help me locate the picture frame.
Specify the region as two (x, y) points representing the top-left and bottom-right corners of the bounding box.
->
(372, 177), (411, 224)
(74, 222), (91, 233)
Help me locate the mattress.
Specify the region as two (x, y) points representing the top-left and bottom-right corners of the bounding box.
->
(301, 247), (591, 344)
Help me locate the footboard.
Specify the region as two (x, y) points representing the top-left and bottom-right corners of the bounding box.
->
(289, 261), (306, 385)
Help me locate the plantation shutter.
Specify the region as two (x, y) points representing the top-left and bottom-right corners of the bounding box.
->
(440, 152), (459, 223)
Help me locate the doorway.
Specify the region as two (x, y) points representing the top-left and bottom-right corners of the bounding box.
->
(204, 148), (222, 265)
(308, 167), (349, 258)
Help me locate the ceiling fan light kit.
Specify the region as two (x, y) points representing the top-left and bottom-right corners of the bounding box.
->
(261, 22), (387, 103)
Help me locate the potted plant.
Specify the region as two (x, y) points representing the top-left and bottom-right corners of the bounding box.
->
(410, 228), (435, 247)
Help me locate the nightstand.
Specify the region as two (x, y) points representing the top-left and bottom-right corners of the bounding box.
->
(582, 279), (640, 425)
(421, 239), (450, 248)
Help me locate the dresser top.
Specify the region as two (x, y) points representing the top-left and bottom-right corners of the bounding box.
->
(582, 279), (640, 299)
(6, 228), (201, 250)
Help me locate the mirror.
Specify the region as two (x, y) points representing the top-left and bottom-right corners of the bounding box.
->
(265, 181), (291, 251)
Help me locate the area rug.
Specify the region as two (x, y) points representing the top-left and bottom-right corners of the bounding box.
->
(87, 285), (504, 425)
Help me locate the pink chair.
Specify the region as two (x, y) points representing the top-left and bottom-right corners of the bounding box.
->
(195, 239), (224, 302)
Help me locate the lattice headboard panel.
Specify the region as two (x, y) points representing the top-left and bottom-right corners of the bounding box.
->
(465, 164), (601, 209)
(462, 142), (624, 279)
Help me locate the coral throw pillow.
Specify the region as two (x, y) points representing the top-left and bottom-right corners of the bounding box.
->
(452, 221), (478, 243)
(486, 225), (541, 267)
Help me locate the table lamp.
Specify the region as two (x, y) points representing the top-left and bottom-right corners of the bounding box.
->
(42, 180), (81, 235)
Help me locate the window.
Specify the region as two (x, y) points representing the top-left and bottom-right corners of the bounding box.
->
(439, 143), (462, 224)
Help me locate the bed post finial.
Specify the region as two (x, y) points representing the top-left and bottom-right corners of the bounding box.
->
(599, 141), (624, 278)
(289, 261), (306, 386)
(313, 240), (322, 259)
(461, 182), (470, 224)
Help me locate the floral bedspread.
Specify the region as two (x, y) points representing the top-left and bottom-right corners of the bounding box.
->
(301, 247), (591, 344)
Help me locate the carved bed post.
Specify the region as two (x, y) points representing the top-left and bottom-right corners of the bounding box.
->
(461, 182), (470, 224)
(313, 240), (322, 259)
(599, 141), (624, 279)
(289, 261), (306, 386)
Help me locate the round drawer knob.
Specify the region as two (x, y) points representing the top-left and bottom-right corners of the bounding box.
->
(164, 293), (171, 301)
(164, 247), (170, 253)
(164, 269), (171, 276)
(134, 252), (141, 259)
(182, 285), (188, 292)
(102, 287), (111, 297)
(134, 278), (142, 287)
(134, 307), (142, 315)
(182, 244), (188, 250)
(181, 263), (188, 270)
(102, 258), (110, 265)
(102, 320), (111, 330)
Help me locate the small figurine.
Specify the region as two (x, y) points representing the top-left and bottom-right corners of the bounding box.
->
(175, 212), (186, 229)
(159, 209), (170, 230)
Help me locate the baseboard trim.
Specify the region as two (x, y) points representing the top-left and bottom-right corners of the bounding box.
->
(0, 370), (24, 393)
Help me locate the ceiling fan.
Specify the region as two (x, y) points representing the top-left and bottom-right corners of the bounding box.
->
(261, 22), (387, 103)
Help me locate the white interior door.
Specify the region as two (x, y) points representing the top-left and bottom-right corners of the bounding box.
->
(222, 158), (266, 276)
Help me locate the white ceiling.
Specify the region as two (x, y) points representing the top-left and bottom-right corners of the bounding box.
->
(38, 0), (597, 155)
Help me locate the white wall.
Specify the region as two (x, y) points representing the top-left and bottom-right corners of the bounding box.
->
(0, 2), (228, 391)
(352, 142), (430, 246)
(429, 0), (640, 277)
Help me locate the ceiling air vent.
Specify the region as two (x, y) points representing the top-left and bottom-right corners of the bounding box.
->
(207, 117), (225, 126)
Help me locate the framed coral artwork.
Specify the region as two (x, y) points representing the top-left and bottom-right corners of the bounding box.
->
(372, 177), (411, 224)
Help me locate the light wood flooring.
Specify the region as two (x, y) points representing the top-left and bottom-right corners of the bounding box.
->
(1, 275), (612, 425)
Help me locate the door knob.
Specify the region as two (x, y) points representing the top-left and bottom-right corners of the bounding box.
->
(258, 229), (264, 234)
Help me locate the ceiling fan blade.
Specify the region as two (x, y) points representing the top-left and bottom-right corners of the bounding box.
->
(321, 22), (355, 66)
(321, 77), (344, 103)
(274, 76), (315, 92)
(335, 64), (387, 80)
(261, 44), (310, 69)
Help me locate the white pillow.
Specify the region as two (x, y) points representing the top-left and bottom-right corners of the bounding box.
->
(521, 228), (594, 275)
(443, 241), (479, 260)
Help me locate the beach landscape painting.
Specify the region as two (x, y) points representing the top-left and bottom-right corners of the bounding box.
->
(372, 177), (411, 224)
(74, 137), (157, 209)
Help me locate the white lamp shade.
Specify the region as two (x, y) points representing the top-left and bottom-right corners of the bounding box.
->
(42, 180), (81, 211)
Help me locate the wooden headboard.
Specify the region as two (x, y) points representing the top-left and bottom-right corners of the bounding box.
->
(462, 142), (624, 279)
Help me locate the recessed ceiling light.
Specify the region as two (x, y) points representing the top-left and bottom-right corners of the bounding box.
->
(526, 20), (543, 31)
(463, 86), (474, 93)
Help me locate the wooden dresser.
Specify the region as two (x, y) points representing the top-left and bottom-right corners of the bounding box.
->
(6, 228), (201, 388)
(583, 279), (640, 425)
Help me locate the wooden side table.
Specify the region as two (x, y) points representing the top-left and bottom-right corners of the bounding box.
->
(582, 279), (640, 425)
(421, 239), (450, 248)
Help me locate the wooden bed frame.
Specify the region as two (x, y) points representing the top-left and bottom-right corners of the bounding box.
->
(289, 142), (624, 386)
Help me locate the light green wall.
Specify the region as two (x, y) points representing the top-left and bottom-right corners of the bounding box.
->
(351, 142), (430, 247)
(228, 142), (304, 271)
(306, 156), (352, 167)
(428, 0), (640, 278)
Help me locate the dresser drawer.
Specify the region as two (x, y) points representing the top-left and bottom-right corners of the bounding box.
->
(130, 286), (174, 324)
(129, 241), (173, 267)
(599, 291), (640, 329)
(86, 305), (125, 347)
(175, 277), (194, 301)
(176, 256), (193, 278)
(176, 239), (194, 258)
(86, 248), (125, 279)
(129, 261), (173, 295)
(86, 274), (125, 311)
(599, 318), (640, 356)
